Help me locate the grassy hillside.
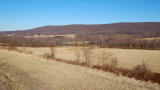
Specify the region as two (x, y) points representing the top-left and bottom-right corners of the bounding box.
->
(0, 49), (160, 90)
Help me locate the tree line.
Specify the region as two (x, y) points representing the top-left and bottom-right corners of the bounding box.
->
(0, 35), (160, 49)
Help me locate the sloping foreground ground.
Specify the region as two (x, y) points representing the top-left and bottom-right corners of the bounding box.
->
(0, 50), (160, 90)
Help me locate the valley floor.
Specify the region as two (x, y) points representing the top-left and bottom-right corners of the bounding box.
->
(20, 47), (160, 73)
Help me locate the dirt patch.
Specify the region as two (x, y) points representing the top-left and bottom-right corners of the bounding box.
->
(0, 72), (14, 90)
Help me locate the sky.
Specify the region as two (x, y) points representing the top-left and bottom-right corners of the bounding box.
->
(0, 0), (160, 31)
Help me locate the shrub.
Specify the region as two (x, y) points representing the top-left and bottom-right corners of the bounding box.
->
(26, 51), (33, 54)
(7, 46), (18, 51)
(133, 62), (151, 74)
(133, 61), (155, 81)
(43, 53), (51, 59)
(17, 49), (23, 53)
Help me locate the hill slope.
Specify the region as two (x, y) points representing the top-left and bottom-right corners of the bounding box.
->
(1, 22), (160, 37)
(0, 49), (160, 90)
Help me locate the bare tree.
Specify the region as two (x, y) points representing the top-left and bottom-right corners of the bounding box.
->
(74, 48), (81, 65)
(50, 46), (56, 59)
(81, 47), (93, 67)
(97, 50), (118, 69)
(110, 57), (118, 67)
(97, 50), (113, 66)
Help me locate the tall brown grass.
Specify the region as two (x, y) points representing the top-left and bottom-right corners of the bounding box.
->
(42, 47), (160, 84)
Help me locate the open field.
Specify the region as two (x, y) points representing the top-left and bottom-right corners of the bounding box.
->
(24, 34), (76, 39)
(18, 47), (160, 73)
(0, 49), (160, 90)
(137, 37), (160, 40)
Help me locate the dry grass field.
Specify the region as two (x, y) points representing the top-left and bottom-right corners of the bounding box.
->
(20, 47), (160, 73)
(0, 49), (160, 90)
(137, 37), (160, 40)
(24, 34), (76, 39)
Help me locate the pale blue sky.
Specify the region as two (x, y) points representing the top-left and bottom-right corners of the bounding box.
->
(0, 0), (160, 31)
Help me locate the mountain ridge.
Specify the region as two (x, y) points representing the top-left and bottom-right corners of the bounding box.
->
(1, 22), (160, 37)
